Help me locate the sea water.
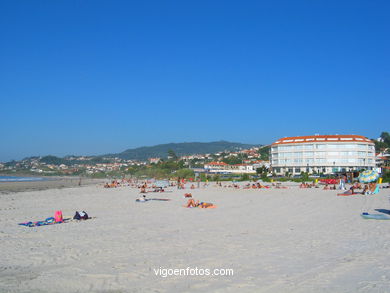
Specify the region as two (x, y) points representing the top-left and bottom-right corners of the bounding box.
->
(0, 176), (46, 182)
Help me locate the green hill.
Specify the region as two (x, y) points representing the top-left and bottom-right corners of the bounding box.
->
(105, 141), (260, 161)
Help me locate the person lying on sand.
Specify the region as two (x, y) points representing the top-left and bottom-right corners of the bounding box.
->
(153, 187), (164, 192)
(185, 199), (215, 208)
(137, 194), (147, 202)
(340, 186), (357, 195)
(275, 183), (287, 189)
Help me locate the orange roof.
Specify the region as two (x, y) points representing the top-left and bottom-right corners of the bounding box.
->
(272, 135), (373, 145)
(207, 161), (228, 166)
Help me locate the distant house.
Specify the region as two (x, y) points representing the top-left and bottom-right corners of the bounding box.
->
(252, 160), (271, 170)
(204, 162), (228, 172)
(149, 158), (161, 164)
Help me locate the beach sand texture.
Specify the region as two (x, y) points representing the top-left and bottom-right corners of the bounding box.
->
(1, 183), (390, 293)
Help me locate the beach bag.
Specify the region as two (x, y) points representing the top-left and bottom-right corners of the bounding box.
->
(80, 211), (89, 220)
(54, 210), (63, 222)
(73, 211), (81, 220)
(74, 211), (89, 220)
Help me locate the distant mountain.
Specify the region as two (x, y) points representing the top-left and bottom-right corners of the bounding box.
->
(105, 141), (261, 161)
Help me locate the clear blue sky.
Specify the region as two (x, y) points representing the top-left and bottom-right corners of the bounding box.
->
(0, 0), (389, 162)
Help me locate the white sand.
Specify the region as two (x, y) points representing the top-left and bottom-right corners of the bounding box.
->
(1, 183), (390, 293)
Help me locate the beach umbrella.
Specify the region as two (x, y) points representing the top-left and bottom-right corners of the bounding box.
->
(358, 170), (379, 183)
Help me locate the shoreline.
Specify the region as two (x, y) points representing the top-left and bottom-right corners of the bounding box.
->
(0, 176), (106, 194)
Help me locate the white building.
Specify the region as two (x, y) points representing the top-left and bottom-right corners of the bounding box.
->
(204, 162), (255, 174)
(270, 135), (376, 175)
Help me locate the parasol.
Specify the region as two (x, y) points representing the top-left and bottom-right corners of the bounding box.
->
(358, 170), (379, 183)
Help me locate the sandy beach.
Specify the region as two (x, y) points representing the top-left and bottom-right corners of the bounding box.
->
(1, 182), (390, 293)
(0, 177), (106, 194)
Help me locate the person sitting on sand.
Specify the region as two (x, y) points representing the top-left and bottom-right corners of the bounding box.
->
(364, 182), (378, 195)
(190, 184), (195, 189)
(323, 184), (329, 190)
(370, 182), (378, 193)
(300, 182), (306, 188)
(185, 198), (198, 207)
(362, 184), (369, 194)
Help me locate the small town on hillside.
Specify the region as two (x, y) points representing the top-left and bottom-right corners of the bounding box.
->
(1, 134), (389, 180)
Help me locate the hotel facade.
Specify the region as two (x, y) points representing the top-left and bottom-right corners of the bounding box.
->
(270, 135), (376, 175)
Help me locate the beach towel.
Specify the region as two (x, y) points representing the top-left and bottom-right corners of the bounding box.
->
(185, 205), (217, 209)
(18, 217), (67, 227)
(361, 213), (390, 220)
(337, 192), (360, 196)
(136, 198), (171, 202)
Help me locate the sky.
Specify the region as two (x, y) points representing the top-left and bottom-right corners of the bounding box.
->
(0, 0), (389, 162)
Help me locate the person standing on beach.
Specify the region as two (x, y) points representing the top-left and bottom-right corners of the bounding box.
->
(339, 176), (346, 190)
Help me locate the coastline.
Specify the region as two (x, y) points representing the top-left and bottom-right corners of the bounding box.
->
(0, 176), (106, 194)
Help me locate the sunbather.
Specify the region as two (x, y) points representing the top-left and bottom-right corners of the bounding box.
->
(185, 198), (215, 208)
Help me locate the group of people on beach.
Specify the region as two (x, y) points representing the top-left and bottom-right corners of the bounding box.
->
(103, 176), (385, 202)
(244, 182), (270, 189)
(300, 182), (319, 188)
(336, 181), (379, 195)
